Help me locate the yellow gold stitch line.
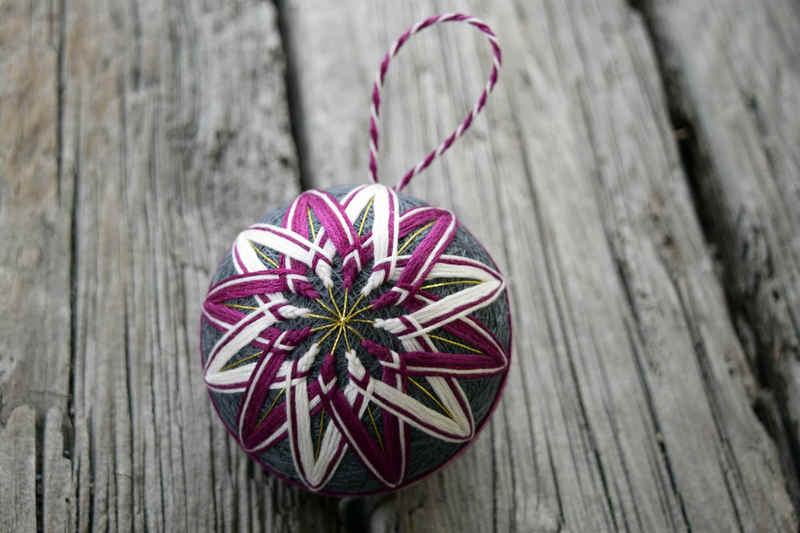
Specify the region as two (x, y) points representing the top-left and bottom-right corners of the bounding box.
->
(350, 318), (374, 325)
(220, 350), (264, 371)
(311, 323), (337, 333)
(307, 206), (317, 240)
(427, 334), (483, 354)
(420, 280), (482, 290)
(346, 325), (364, 341)
(345, 292), (367, 319)
(358, 195), (375, 236)
(342, 288), (349, 317)
(343, 325), (352, 351)
(330, 325), (344, 354)
(225, 303), (259, 311)
(257, 388), (285, 427)
(305, 313), (337, 322)
(316, 324), (338, 346)
(398, 221), (435, 254)
(348, 304), (373, 320)
(328, 285), (342, 317)
(249, 241), (279, 268)
(367, 405), (384, 451)
(408, 376), (453, 419)
(315, 298), (337, 317)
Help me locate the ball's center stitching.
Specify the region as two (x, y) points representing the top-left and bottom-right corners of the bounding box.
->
(308, 286), (373, 355)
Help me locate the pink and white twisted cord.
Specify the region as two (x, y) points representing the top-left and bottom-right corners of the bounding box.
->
(368, 13), (502, 192)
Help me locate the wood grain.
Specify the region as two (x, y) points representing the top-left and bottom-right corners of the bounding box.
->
(0, 406), (37, 532)
(0, 2), (75, 531)
(281, 0), (797, 530)
(0, 0), (71, 428)
(638, 0), (800, 484)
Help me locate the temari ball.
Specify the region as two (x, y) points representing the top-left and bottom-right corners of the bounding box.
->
(200, 184), (512, 495)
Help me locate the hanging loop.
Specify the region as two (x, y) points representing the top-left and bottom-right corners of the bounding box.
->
(368, 13), (502, 192)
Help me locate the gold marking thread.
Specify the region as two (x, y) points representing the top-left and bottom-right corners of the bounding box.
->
(343, 326), (352, 351)
(330, 325), (344, 354)
(358, 195), (375, 236)
(367, 405), (384, 451)
(220, 351), (263, 371)
(420, 280), (482, 290)
(328, 285), (342, 317)
(315, 408), (325, 459)
(316, 324), (338, 346)
(345, 292), (367, 319)
(427, 334), (483, 354)
(408, 376), (453, 419)
(346, 325), (364, 341)
(225, 303), (259, 311)
(305, 313), (337, 322)
(257, 388), (285, 427)
(315, 298), (338, 317)
(342, 288), (349, 317)
(307, 206), (317, 240)
(398, 221), (435, 254)
(347, 304), (373, 320)
(350, 318), (375, 325)
(311, 323), (337, 333)
(249, 241), (279, 268)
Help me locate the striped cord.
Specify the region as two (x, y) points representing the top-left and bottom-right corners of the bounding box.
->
(368, 13), (502, 192)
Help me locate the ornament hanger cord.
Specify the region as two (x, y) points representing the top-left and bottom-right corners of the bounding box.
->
(368, 13), (502, 192)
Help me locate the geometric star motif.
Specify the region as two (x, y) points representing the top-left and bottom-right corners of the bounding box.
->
(201, 184), (509, 491)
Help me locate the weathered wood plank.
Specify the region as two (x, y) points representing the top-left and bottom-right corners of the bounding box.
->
(55, 0), (337, 530)
(0, 406), (73, 532)
(0, 0), (72, 422)
(1, 2), (76, 531)
(0, 405), (37, 532)
(42, 406), (73, 533)
(282, 0), (798, 530)
(638, 0), (800, 479)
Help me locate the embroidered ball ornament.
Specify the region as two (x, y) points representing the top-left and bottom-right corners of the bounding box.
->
(200, 14), (511, 495)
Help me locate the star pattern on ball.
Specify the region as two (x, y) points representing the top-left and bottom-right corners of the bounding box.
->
(201, 184), (509, 491)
